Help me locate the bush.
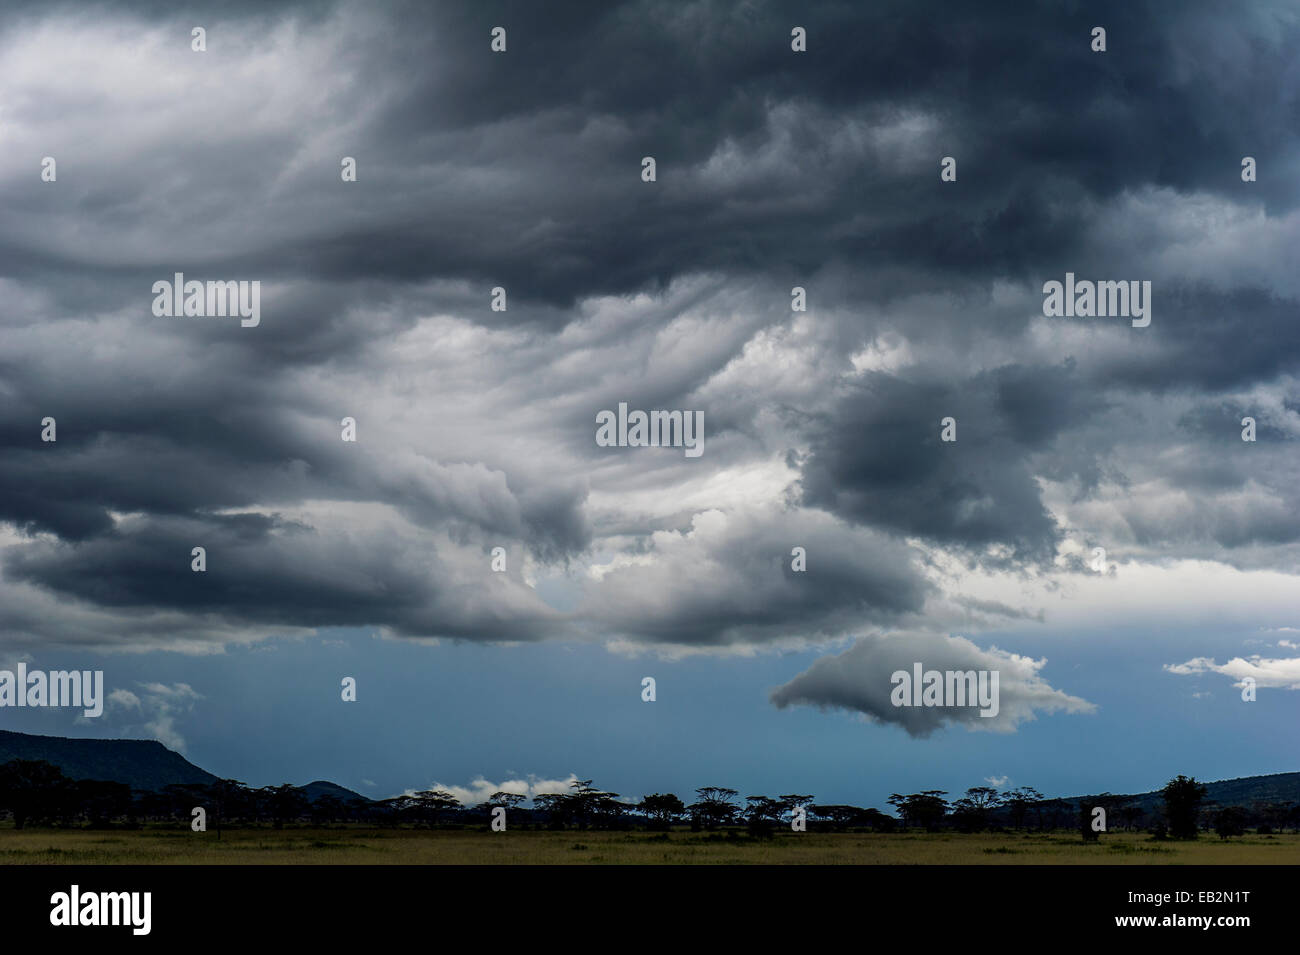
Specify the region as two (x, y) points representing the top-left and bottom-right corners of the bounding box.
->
(1214, 807), (1247, 840)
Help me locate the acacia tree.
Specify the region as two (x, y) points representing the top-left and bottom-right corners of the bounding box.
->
(638, 793), (685, 829)
(810, 805), (854, 830)
(690, 787), (739, 829)
(951, 787), (1003, 832)
(565, 779), (624, 829)
(886, 793), (909, 827)
(569, 779), (600, 829)
(811, 804), (890, 831)
(888, 791), (949, 831)
(413, 789), (464, 826)
(207, 778), (248, 838)
(533, 793), (576, 828)
(373, 796), (408, 827)
(533, 780), (620, 829)
(743, 796), (784, 836)
(1002, 787), (1043, 830)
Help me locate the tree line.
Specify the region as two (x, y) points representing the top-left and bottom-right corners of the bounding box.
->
(0, 761), (1294, 840)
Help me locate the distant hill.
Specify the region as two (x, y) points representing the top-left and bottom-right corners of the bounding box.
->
(301, 780), (372, 804)
(0, 731), (372, 801)
(1064, 771), (1300, 811)
(0, 729), (216, 792)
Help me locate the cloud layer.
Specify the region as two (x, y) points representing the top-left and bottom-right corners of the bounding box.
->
(0, 1), (1295, 740)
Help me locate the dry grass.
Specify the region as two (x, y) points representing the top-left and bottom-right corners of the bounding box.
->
(1, 827), (1297, 864)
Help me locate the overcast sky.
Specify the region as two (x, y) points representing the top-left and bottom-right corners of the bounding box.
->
(0, 0), (1297, 807)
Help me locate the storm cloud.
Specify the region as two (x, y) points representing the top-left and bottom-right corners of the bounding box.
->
(0, 0), (1295, 697)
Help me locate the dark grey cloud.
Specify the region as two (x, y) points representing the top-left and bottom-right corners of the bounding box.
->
(0, 0), (1296, 653)
(10, 0), (1297, 312)
(4, 512), (563, 641)
(799, 367), (1083, 566)
(576, 506), (931, 649)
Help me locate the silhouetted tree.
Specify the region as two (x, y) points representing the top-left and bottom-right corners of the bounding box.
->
(689, 787), (739, 829)
(888, 791), (949, 831)
(1252, 799), (1292, 834)
(563, 780), (623, 829)
(1116, 801), (1144, 832)
(1039, 797), (1073, 830)
(886, 794), (908, 827)
(261, 783), (309, 829)
(413, 789), (464, 826)
(533, 792), (576, 828)
(638, 793), (685, 829)
(135, 789), (172, 823)
(311, 794), (345, 826)
(75, 779), (133, 828)
(743, 796), (783, 836)
(206, 778), (249, 838)
(1003, 787), (1043, 830)
(860, 807), (897, 832)
(373, 796), (406, 828)
(591, 792), (627, 829)
(1197, 799), (1221, 836)
(0, 760), (69, 829)
(815, 804), (896, 831)
(1161, 775), (1208, 839)
(951, 787), (1003, 832)
(1214, 806), (1247, 840)
(810, 805), (855, 830)
(342, 797), (371, 824)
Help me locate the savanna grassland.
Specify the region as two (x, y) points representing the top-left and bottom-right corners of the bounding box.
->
(1, 827), (1297, 864)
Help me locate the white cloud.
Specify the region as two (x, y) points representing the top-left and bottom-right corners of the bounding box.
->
(104, 681), (204, 751)
(106, 688), (141, 709)
(409, 774), (582, 808)
(771, 630), (1096, 737)
(1164, 653), (1300, 690)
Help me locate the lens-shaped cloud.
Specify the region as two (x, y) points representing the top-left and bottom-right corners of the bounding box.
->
(771, 630), (1095, 737)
